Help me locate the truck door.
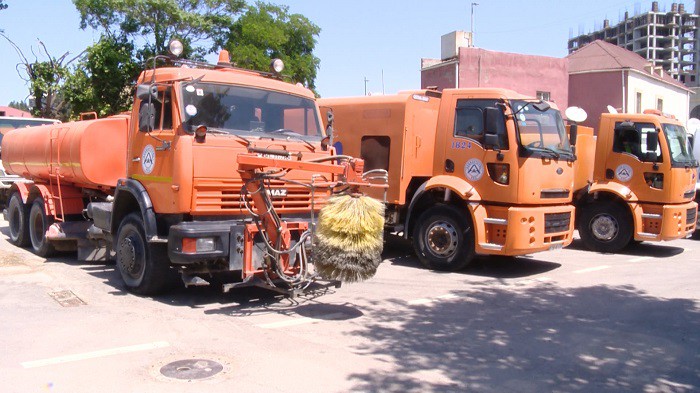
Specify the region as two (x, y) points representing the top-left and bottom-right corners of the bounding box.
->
(606, 121), (664, 195)
(129, 86), (178, 212)
(442, 99), (511, 202)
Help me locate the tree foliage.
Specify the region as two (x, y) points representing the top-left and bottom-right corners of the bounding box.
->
(64, 35), (140, 117)
(73, 0), (245, 59)
(0, 1), (7, 11)
(1, 33), (79, 119)
(224, 2), (321, 91)
(8, 100), (29, 112)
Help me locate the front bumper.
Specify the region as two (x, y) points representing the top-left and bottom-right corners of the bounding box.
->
(632, 201), (698, 241)
(470, 204), (576, 256)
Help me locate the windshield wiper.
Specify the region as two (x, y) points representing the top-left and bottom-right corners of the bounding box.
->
(527, 146), (560, 158)
(263, 129), (316, 152)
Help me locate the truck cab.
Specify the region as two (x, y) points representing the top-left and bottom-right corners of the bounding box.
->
(574, 111), (698, 252)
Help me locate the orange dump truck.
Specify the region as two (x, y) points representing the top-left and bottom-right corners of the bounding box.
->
(1, 45), (379, 296)
(572, 110), (698, 252)
(319, 89), (576, 270)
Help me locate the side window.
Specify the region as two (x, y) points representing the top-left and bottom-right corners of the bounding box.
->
(612, 122), (661, 162)
(138, 86), (173, 132)
(454, 108), (483, 139)
(454, 99), (508, 149)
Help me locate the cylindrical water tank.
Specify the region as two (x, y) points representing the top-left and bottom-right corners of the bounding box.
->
(1, 115), (129, 189)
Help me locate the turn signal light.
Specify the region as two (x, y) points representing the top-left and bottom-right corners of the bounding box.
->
(487, 163), (510, 185)
(182, 237), (216, 254)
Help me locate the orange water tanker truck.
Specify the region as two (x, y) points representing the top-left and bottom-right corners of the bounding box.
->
(1, 41), (385, 296)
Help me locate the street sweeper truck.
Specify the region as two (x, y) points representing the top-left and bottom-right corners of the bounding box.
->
(320, 88), (576, 271)
(572, 110), (698, 252)
(1, 41), (387, 296)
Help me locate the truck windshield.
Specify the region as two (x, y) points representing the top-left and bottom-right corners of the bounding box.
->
(180, 82), (322, 139)
(662, 124), (697, 167)
(511, 100), (573, 159)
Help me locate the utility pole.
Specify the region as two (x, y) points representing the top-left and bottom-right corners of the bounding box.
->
(364, 76), (370, 96)
(470, 2), (478, 47)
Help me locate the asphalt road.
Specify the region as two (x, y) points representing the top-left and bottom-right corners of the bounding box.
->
(0, 220), (699, 393)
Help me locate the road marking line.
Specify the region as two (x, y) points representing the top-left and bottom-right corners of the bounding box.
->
(21, 341), (170, 369)
(573, 265), (611, 274)
(257, 312), (347, 329)
(629, 256), (652, 262)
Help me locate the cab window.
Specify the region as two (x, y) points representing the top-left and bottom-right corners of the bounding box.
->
(454, 99), (508, 149)
(612, 122), (661, 162)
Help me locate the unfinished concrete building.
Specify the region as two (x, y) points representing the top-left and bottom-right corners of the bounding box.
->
(568, 1), (699, 87)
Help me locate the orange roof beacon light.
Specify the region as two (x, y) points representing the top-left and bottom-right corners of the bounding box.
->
(0, 37), (388, 298)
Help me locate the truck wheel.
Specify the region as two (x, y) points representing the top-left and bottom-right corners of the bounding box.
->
(578, 201), (633, 253)
(28, 198), (56, 257)
(7, 192), (30, 247)
(413, 204), (475, 271)
(115, 213), (174, 296)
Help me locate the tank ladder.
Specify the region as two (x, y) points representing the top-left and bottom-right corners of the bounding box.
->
(48, 127), (66, 223)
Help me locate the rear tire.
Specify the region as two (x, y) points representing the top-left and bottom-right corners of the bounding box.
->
(578, 201), (633, 253)
(115, 213), (175, 295)
(7, 192), (30, 247)
(29, 198), (56, 257)
(413, 204), (475, 271)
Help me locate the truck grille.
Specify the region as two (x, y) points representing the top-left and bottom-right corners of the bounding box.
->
(688, 208), (697, 225)
(192, 179), (328, 215)
(544, 212), (571, 234)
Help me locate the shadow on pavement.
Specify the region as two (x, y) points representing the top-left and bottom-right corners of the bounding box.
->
(347, 283), (700, 392)
(383, 235), (561, 279)
(567, 238), (686, 258)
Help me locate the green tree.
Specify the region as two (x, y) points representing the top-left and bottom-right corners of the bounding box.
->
(1, 33), (78, 119)
(73, 0), (245, 59)
(8, 100), (30, 112)
(64, 35), (140, 118)
(223, 2), (321, 91)
(0, 1), (7, 10)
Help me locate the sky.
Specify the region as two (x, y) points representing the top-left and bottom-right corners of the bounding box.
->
(0, 0), (694, 106)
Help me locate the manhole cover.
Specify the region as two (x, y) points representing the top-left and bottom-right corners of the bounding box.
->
(160, 359), (223, 380)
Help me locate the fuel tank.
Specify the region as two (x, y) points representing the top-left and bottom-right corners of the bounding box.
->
(1, 115), (129, 189)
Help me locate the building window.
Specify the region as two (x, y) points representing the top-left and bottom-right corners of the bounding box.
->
(656, 98), (663, 112)
(636, 92), (642, 113)
(536, 91), (551, 101)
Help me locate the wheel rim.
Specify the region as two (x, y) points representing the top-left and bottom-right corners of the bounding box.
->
(118, 233), (145, 280)
(425, 221), (459, 258)
(590, 213), (619, 242)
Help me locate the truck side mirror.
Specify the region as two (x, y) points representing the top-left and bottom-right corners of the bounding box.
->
(569, 124), (578, 146)
(138, 101), (156, 132)
(325, 109), (334, 150)
(136, 84), (158, 102)
(646, 131), (659, 153)
(484, 107), (501, 150)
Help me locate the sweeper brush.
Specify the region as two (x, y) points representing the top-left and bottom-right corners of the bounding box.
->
(314, 194), (385, 282)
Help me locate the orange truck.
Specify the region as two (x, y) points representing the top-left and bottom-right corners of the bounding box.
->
(572, 110), (698, 252)
(1, 42), (379, 296)
(319, 88), (576, 270)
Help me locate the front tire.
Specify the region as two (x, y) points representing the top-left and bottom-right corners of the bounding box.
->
(115, 213), (175, 295)
(413, 204), (475, 271)
(7, 192), (30, 247)
(578, 201), (633, 253)
(28, 198), (56, 257)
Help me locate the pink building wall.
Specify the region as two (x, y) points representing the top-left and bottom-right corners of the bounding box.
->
(421, 48), (569, 109)
(568, 72), (623, 129)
